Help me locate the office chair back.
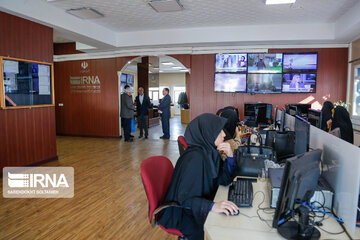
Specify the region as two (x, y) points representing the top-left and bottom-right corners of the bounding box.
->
(177, 136), (188, 155)
(140, 156), (183, 237)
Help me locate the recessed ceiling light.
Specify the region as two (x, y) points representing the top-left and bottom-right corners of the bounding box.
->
(180, 69), (188, 72)
(148, 0), (184, 12)
(265, 0), (296, 5)
(66, 7), (104, 19)
(172, 66), (182, 69)
(161, 62), (174, 65)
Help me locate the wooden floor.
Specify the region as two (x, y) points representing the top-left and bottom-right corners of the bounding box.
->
(0, 117), (187, 240)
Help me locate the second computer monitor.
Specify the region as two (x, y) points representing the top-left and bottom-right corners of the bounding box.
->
(294, 115), (310, 155)
(308, 109), (322, 129)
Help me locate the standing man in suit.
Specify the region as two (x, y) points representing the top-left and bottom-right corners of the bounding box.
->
(121, 85), (135, 142)
(158, 88), (171, 139)
(135, 87), (151, 139)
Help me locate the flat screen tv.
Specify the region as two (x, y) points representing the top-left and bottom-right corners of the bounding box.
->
(214, 73), (247, 92)
(246, 74), (282, 94)
(120, 74), (127, 82)
(215, 53), (247, 72)
(247, 53), (283, 73)
(282, 73), (316, 93)
(283, 53), (318, 73)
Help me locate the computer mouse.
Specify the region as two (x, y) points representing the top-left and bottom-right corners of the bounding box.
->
(223, 210), (239, 216)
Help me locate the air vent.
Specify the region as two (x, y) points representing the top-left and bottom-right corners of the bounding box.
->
(66, 7), (104, 19)
(148, 0), (184, 12)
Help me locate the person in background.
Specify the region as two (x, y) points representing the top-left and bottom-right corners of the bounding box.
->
(321, 101), (334, 132)
(158, 88), (171, 139)
(121, 85), (135, 142)
(158, 113), (238, 240)
(135, 87), (151, 139)
(331, 106), (354, 144)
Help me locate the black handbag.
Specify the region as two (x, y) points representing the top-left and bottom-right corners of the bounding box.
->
(265, 130), (296, 162)
(235, 133), (277, 177)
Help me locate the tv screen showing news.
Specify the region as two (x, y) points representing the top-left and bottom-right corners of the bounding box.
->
(215, 53), (247, 72)
(282, 74), (316, 93)
(247, 74), (282, 94)
(247, 53), (283, 73)
(283, 53), (318, 73)
(214, 73), (247, 92)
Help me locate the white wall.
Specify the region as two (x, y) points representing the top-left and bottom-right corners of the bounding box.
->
(159, 72), (186, 97)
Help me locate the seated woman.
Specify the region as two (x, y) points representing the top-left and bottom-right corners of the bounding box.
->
(332, 106), (354, 144)
(321, 101), (334, 131)
(157, 113), (239, 240)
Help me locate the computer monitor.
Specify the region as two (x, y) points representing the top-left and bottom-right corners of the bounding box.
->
(244, 103), (272, 120)
(244, 103), (256, 118)
(286, 104), (311, 118)
(279, 108), (286, 132)
(288, 105), (297, 116)
(295, 115), (310, 155)
(266, 104), (273, 121)
(256, 105), (268, 125)
(274, 106), (278, 126)
(308, 109), (322, 129)
(273, 149), (322, 239)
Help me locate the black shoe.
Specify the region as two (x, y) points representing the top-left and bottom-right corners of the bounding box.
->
(145, 136), (148, 139)
(139, 135), (143, 138)
(130, 135), (134, 138)
(160, 136), (170, 139)
(125, 139), (133, 142)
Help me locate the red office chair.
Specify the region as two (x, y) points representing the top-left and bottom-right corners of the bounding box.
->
(140, 156), (184, 238)
(177, 136), (188, 156)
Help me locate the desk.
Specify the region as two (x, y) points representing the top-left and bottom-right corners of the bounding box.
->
(204, 180), (350, 240)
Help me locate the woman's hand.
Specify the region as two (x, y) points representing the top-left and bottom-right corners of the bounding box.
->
(211, 201), (239, 216)
(217, 142), (233, 158)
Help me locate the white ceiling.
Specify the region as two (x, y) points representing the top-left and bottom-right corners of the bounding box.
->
(123, 56), (189, 73)
(1, 0), (360, 53)
(48, 0), (357, 31)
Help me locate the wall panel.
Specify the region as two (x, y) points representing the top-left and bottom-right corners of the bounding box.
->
(0, 11), (56, 169)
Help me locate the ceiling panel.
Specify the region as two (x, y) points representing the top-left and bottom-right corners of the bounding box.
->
(48, 0), (358, 32)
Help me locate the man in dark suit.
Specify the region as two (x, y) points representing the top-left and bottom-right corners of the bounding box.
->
(120, 85), (135, 142)
(135, 87), (151, 139)
(158, 88), (171, 139)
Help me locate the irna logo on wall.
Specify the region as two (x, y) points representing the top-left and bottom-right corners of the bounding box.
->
(69, 61), (101, 94)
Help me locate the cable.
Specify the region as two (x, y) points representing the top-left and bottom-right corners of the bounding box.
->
(253, 191), (274, 229)
(316, 225), (345, 235)
(308, 202), (344, 223)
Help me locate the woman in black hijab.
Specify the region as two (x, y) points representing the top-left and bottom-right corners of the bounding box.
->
(157, 113), (238, 240)
(321, 101), (334, 131)
(332, 106), (354, 144)
(216, 107), (240, 140)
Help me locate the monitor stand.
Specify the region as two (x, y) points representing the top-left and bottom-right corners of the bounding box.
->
(277, 206), (320, 240)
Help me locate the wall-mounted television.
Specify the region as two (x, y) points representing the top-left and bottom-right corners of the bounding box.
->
(247, 74), (282, 94)
(248, 53), (283, 73)
(283, 53), (318, 73)
(282, 73), (316, 93)
(215, 53), (247, 72)
(214, 73), (247, 92)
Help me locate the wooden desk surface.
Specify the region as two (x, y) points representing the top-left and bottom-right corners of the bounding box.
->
(204, 180), (352, 240)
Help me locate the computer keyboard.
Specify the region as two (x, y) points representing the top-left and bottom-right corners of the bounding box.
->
(228, 179), (254, 207)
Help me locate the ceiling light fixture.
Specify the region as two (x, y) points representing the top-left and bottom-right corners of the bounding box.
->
(148, 0), (184, 12)
(161, 62), (174, 65)
(66, 7), (104, 19)
(265, 0), (296, 5)
(172, 66), (182, 69)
